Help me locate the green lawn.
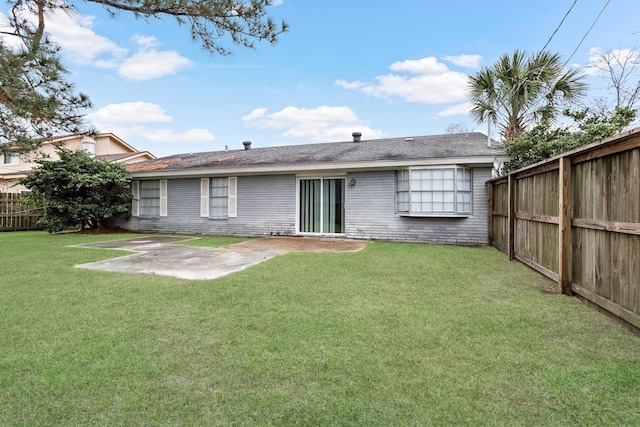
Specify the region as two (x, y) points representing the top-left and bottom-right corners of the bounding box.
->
(1, 231), (639, 426)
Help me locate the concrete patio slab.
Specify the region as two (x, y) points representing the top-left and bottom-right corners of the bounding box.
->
(74, 235), (369, 280)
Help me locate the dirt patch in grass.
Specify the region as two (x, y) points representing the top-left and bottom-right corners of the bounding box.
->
(233, 236), (370, 253)
(75, 230), (371, 253)
(77, 226), (130, 234)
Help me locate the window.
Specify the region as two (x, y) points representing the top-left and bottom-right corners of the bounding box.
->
(396, 167), (472, 215)
(210, 178), (228, 217)
(3, 153), (19, 165)
(139, 180), (160, 216)
(132, 180), (167, 217)
(200, 177), (237, 218)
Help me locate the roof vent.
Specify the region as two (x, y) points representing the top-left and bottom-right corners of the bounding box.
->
(243, 141), (251, 150)
(404, 137), (414, 141)
(352, 132), (362, 142)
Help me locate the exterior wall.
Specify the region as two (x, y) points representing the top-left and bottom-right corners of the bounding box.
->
(122, 168), (492, 245)
(0, 179), (28, 194)
(94, 135), (129, 156)
(345, 168), (490, 245)
(122, 175), (298, 236)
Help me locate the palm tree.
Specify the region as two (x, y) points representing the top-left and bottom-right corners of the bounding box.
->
(467, 50), (587, 142)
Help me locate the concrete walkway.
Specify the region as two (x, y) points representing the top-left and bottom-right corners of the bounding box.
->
(74, 235), (368, 280)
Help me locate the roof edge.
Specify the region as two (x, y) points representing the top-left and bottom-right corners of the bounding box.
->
(129, 156), (510, 178)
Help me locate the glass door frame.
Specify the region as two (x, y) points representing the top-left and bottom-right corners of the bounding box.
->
(296, 175), (346, 236)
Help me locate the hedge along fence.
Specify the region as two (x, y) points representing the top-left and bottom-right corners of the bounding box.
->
(0, 193), (45, 231)
(488, 127), (640, 332)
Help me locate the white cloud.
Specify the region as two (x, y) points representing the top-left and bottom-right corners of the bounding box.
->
(3, 8), (192, 81)
(0, 13), (22, 50)
(271, 0), (284, 5)
(585, 47), (640, 76)
(38, 10), (127, 64)
(335, 79), (367, 90)
(241, 108), (269, 121)
(87, 102), (215, 144)
(88, 102), (173, 125)
(443, 54), (483, 69)
(131, 34), (159, 50)
(438, 102), (472, 117)
(143, 128), (215, 143)
(1, 8), (126, 61)
(118, 49), (193, 81)
(584, 47), (607, 76)
(390, 57), (450, 74)
(242, 106), (384, 141)
(338, 56), (470, 104)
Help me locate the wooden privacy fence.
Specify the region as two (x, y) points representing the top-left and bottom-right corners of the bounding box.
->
(488, 128), (640, 331)
(0, 193), (44, 231)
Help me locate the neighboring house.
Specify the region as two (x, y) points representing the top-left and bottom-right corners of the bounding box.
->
(122, 132), (508, 245)
(0, 133), (155, 193)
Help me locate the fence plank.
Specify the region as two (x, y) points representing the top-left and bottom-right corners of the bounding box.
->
(572, 284), (640, 330)
(632, 235), (640, 315)
(558, 157), (572, 295)
(572, 219), (640, 235)
(487, 181), (494, 244)
(508, 175), (516, 260)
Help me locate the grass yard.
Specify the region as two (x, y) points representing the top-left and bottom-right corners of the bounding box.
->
(1, 231), (639, 426)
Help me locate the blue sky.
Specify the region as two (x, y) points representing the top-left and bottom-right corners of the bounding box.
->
(3, 0), (640, 157)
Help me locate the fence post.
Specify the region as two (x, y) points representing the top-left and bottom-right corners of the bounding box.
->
(508, 174), (516, 261)
(558, 156), (572, 295)
(487, 181), (494, 245)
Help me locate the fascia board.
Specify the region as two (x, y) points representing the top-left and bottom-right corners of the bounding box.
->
(129, 156), (509, 179)
(113, 152), (156, 163)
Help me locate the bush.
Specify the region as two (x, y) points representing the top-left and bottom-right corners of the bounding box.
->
(505, 107), (636, 172)
(20, 149), (133, 233)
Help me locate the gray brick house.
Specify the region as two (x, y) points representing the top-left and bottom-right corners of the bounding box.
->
(121, 132), (507, 245)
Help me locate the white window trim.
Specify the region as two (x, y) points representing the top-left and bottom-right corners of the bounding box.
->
(159, 180), (168, 217)
(200, 178), (210, 217)
(228, 177), (237, 218)
(396, 166), (473, 217)
(295, 175), (346, 236)
(136, 180), (162, 217)
(200, 176), (237, 218)
(3, 153), (19, 165)
(132, 181), (139, 217)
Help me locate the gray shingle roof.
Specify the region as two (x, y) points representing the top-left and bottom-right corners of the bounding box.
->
(128, 132), (505, 173)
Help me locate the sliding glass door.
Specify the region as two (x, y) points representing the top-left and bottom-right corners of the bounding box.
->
(299, 179), (321, 233)
(299, 178), (345, 234)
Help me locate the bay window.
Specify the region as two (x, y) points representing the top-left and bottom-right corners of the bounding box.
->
(396, 167), (472, 216)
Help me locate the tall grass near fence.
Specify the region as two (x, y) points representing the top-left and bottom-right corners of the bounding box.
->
(0, 193), (44, 231)
(488, 128), (640, 332)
